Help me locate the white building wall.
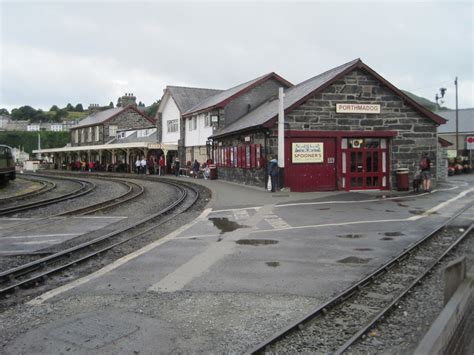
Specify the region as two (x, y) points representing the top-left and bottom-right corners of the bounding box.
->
(161, 97), (181, 144)
(185, 113), (213, 148)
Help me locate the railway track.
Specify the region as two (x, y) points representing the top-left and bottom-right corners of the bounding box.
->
(248, 203), (474, 354)
(0, 176), (56, 204)
(0, 175), (95, 216)
(0, 179), (199, 299)
(0, 177), (146, 245)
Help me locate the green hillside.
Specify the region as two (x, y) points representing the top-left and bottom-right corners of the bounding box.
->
(401, 90), (449, 112)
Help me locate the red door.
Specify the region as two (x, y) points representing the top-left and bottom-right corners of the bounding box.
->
(285, 138), (336, 192)
(344, 138), (388, 190)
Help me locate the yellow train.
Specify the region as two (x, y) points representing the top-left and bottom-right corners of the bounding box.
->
(0, 145), (16, 184)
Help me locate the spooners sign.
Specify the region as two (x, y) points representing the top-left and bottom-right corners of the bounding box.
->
(336, 103), (381, 114)
(292, 142), (324, 163)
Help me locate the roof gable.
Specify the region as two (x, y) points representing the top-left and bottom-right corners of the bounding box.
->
(212, 59), (447, 138)
(161, 86), (224, 114)
(72, 105), (155, 129)
(183, 72), (293, 117)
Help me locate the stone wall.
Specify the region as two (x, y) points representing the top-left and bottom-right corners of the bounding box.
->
(71, 109), (152, 147)
(212, 131), (268, 188)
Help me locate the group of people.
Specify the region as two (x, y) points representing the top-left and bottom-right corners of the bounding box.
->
(172, 158), (212, 179)
(71, 160), (98, 172)
(135, 155), (166, 175)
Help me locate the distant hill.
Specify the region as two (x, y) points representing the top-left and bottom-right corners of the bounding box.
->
(401, 90), (449, 112)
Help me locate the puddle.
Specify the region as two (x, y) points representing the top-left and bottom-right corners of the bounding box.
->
(208, 217), (248, 234)
(381, 237), (393, 240)
(354, 248), (373, 251)
(385, 210), (396, 213)
(337, 234), (364, 239)
(265, 261), (280, 267)
(409, 210), (425, 215)
(338, 256), (372, 264)
(398, 203), (409, 207)
(319, 208), (330, 210)
(384, 232), (405, 237)
(236, 239), (278, 246)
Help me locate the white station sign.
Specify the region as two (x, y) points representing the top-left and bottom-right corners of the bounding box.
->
(336, 103), (381, 114)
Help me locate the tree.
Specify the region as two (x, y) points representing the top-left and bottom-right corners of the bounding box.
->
(66, 103), (74, 111)
(11, 106), (38, 121)
(54, 109), (68, 122)
(0, 108), (9, 115)
(49, 105), (59, 112)
(145, 100), (160, 118)
(75, 104), (84, 112)
(109, 101), (114, 108)
(116, 97), (122, 107)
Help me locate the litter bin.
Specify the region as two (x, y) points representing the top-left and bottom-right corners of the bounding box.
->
(396, 168), (409, 191)
(209, 164), (217, 180)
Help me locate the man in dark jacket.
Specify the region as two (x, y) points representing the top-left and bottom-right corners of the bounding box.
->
(268, 156), (279, 192)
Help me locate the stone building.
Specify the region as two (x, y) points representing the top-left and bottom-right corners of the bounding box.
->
(70, 96), (154, 148)
(210, 59), (447, 191)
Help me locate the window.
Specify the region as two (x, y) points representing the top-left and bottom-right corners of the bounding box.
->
(108, 125), (118, 136)
(204, 114), (211, 127)
(75, 130), (79, 143)
(193, 117), (197, 130)
(81, 129), (85, 143)
(188, 119), (192, 131)
(95, 126), (100, 141)
(167, 119), (178, 133)
(87, 127), (92, 142)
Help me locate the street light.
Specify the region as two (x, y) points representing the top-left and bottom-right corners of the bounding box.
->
(454, 77), (459, 155)
(435, 87), (447, 111)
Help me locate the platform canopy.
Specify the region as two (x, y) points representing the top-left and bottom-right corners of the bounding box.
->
(33, 141), (177, 155)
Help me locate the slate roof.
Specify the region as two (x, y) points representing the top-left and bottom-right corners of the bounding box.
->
(166, 86), (223, 113)
(437, 108), (474, 133)
(109, 131), (158, 144)
(183, 72), (293, 117)
(211, 59), (360, 138)
(211, 59), (447, 139)
(72, 105), (154, 129)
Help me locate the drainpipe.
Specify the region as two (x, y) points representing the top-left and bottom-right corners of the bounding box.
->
(278, 87), (285, 188)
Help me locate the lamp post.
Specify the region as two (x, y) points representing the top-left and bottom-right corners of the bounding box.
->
(454, 77), (459, 155)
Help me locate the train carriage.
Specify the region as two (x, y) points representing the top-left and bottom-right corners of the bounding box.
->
(0, 145), (16, 184)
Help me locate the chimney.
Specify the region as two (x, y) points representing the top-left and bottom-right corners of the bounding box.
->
(121, 93), (137, 107)
(88, 104), (100, 113)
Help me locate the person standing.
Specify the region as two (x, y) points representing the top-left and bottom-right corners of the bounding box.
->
(268, 156), (279, 192)
(174, 157), (180, 177)
(192, 159), (200, 178)
(419, 152), (431, 193)
(159, 155), (165, 176)
(140, 157), (147, 175)
(135, 158), (141, 174)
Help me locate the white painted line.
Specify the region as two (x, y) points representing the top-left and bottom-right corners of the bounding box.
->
(71, 216), (127, 219)
(13, 239), (60, 245)
(252, 218), (408, 234)
(408, 187), (474, 221)
(2, 233), (79, 240)
(27, 208), (213, 306)
(174, 234), (221, 240)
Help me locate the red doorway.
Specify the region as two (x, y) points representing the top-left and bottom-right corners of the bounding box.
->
(343, 138), (389, 190)
(285, 137), (336, 191)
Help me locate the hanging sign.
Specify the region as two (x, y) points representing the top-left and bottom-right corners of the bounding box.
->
(336, 103), (381, 114)
(292, 142), (324, 163)
(467, 136), (474, 150)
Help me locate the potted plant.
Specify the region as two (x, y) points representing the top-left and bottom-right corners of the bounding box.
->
(448, 166), (455, 176)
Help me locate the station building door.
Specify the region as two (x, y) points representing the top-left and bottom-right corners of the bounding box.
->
(341, 137), (389, 190)
(285, 137), (336, 192)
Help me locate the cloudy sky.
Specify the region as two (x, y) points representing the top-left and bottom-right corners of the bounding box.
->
(1, 0), (472, 112)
